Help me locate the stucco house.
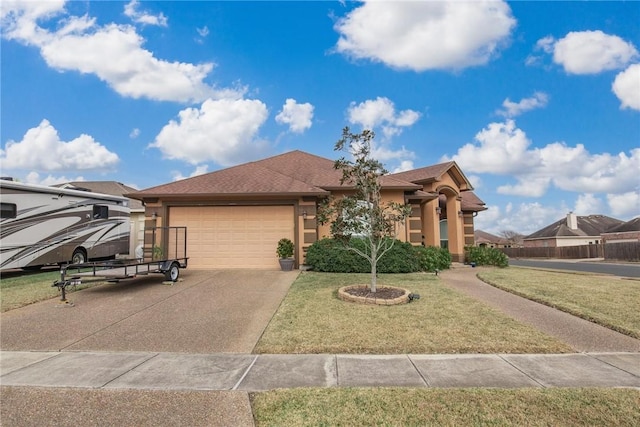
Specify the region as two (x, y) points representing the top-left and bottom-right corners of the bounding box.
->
(55, 181), (146, 256)
(128, 150), (486, 269)
(523, 212), (624, 248)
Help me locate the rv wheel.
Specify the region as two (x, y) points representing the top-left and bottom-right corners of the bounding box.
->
(72, 249), (86, 265)
(164, 262), (180, 281)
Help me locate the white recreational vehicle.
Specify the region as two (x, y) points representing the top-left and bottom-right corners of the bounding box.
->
(0, 179), (130, 271)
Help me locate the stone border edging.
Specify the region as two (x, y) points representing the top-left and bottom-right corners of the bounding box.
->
(338, 285), (411, 306)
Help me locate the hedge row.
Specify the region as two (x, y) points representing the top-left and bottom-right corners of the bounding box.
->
(464, 246), (509, 268)
(305, 238), (451, 273)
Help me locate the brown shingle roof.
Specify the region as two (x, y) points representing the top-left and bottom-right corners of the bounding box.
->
(525, 215), (624, 239)
(461, 191), (487, 212)
(604, 217), (640, 233)
(129, 150), (420, 200)
(390, 162), (454, 183)
(475, 230), (507, 245)
(129, 161), (328, 198)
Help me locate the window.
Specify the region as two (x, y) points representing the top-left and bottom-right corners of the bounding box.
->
(93, 205), (109, 219)
(1, 203), (17, 219)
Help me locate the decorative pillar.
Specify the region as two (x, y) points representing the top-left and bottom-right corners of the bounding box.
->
(422, 198), (440, 247)
(446, 196), (464, 262)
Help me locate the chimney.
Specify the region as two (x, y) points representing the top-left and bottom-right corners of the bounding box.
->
(567, 212), (578, 230)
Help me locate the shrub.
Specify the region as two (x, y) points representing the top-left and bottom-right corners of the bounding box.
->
(377, 241), (421, 273)
(305, 238), (369, 273)
(414, 245), (452, 272)
(465, 246), (509, 268)
(305, 238), (451, 273)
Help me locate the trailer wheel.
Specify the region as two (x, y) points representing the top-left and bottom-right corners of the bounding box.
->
(164, 262), (180, 281)
(72, 249), (87, 265)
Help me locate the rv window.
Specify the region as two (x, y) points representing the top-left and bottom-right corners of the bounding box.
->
(1, 203), (17, 219)
(93, 205), (109, 219)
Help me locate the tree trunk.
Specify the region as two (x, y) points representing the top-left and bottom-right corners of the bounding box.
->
(370, 243), (377, 293)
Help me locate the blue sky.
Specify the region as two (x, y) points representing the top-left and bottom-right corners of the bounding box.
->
(1, 0), (639, 235)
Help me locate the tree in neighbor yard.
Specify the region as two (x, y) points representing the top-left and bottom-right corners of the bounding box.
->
(317, 127), (412, 293)
(499, 230), (524, 247)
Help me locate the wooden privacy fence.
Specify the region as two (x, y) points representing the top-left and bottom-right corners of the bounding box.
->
(502, 242), (639, 262)
(502, 244), (603, 260)
(603, 241), (640, 262)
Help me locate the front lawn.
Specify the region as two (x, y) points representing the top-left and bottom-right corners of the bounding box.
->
(478, 268), (640, 339)
(251, 388), (640, 426)
(0, 270), (105, 312)
(254, 272), (571, 354)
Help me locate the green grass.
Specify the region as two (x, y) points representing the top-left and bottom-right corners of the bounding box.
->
(254, 272), (571, 354)
(251, 388), (640, 426)
(478, 267), (640, 339)
(0, 270), (105, 312)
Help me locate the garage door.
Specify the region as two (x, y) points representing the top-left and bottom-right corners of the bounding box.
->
(169, 206), (294, 269)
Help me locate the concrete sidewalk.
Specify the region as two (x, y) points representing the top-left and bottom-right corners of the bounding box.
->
(2, 350), (639, 390)
(439, 266), (640, 352)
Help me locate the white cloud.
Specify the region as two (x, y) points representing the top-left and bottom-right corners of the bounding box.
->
(23, 171), (85, 186)
(347, 97), (419, 166)
(612, 63), (640, 111)
(172, 165), (209, 182)
(574, 193), (604, 215)
(497, 92), (549, 118)
(1, 1), (243, 103)
(392, 160), (415, 173)
(541, 30), (638, 75)
(335, 0), (516, 71)
(444, 120), (640, 198)
(474, 202), (568, 236)
(607, 191), (640, 219)
(348, 97), (420, 136)
(124, 0), (167, 27)
(497, 178), (551, 198)
(150, 98), (270, 167)
(275, 99), (314, 133)
(197, 26), (209, 37)
(129, 128), (140, 139)
(0, 119), (119, 172)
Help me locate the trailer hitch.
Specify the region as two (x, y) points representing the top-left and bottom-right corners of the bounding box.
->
(52, 278), (80, 305)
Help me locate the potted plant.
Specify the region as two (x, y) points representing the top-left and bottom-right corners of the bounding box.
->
(276, 238), (295, 271)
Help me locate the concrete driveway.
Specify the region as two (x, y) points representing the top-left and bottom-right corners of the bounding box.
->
(0, 270), (299, 353)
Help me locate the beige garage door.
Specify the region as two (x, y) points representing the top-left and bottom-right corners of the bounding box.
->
(169, 205), (294, 269)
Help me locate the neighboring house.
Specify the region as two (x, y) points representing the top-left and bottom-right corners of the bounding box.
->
(474, 230), (509, 248)
(601, 217), (640, 243)
(55, 181), (146, 256)
(128, 150), (486, 269)
(523, 212), (624, 248)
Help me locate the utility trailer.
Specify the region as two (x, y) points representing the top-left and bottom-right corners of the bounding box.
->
(53, 226), (188, 303)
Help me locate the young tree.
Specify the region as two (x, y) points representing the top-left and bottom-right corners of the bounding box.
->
(317, 127), (412, 292)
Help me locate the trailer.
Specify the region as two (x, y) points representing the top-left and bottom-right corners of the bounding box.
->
(53, 226), (188, 303)
(1, 179), (130, 271)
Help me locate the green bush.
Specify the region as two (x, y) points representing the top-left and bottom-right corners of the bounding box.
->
(305, 238), (369, 273)
(465, 246), (509, 268)
(414, 245), (452, 272)
(377, 241), (421, 273)
(305, 238), (451, 273)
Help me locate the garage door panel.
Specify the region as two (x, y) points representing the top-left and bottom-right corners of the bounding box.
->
(169, 206), (294, 269)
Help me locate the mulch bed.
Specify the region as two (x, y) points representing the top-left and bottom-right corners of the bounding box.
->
(344, 286), (406, 300)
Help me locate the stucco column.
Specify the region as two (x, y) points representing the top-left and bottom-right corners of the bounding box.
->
(422, 198), (440, 247)
(446, 197), (464, 262)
